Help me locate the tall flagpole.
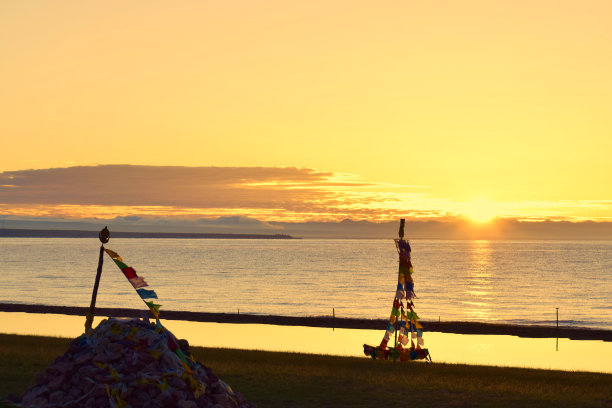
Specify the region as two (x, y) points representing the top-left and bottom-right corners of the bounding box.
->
(395, 219), (405, 348)
(85, 226), (110, 332)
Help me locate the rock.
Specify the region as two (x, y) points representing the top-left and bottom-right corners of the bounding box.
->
(75, 352), (93, 365)
(18, 317), (256, 408)
(47, 375), (64, 391)
(133, 390), (151, 405)
(147, 386), (160, 398)
(70, 373), (80, 387)
(105, 350), (123, 362)
(107, 341), (123, 353)
(77, 364), (96, 378)
(49, 360), (73, 376)
(212, 393), (229, 404)
(92, 352), (108, 364)
(68, 386), (81, 399)
(94, 396), (108, 407)
(167, 375), (187, 389)
(151, 399), (165, 408)
(93, 372), (114, 383)
(92, 384), (108, 398)
(178, 400), (198, 408)
(31, 397), (48, 406)
(48, 390), (65, 404)
(161, 351), (177, 368)
(178, 339), (190, 353)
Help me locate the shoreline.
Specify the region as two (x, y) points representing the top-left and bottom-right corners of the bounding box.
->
(1, 302), (610, 342)
(0, 228), (296, 239)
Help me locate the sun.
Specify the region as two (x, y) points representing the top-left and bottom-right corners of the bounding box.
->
(462, 198), (499, 224)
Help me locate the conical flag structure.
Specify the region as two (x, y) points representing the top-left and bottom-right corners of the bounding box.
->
(363, 221), (431, 362)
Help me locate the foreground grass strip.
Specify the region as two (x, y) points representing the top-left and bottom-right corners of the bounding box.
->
(196, 348), (612, 408)
(1, 333), (611, 408)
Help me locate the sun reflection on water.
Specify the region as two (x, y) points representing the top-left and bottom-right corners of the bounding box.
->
(465, 240), (494, 321)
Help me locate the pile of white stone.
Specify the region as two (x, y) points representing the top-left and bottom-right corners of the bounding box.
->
(16, 318), (255, 408)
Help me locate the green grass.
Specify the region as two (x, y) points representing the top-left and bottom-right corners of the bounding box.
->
(1, 333), (611, 407)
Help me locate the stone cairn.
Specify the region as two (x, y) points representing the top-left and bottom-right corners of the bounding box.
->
(15, 318), (256, 408)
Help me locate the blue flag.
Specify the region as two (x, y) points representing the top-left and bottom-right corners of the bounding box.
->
(136, 288), (158, 299)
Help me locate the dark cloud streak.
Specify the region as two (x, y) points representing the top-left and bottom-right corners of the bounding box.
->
(0, 165), (376, 213)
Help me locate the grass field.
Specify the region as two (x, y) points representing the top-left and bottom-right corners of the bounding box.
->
(1, 333), (611, 407)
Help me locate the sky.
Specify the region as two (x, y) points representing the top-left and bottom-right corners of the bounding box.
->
(1, 1), (611, 225)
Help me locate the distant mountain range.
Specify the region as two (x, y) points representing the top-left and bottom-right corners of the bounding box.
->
(0, 228), (295, 240)
(1, 216), (611, 240)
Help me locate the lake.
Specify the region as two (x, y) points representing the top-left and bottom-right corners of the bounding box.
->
(1, 238), (610, 329)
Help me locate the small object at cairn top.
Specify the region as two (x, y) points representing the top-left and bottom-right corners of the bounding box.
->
(398, 219), (405, 240)
(99, 226), (110, 243)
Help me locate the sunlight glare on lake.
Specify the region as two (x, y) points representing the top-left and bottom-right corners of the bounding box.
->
(464, 240), (494, 321)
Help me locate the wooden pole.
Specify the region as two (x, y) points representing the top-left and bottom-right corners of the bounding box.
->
(85, 227), (109, 332)
(555, 307), (559, 351)
(395, 219), (405, 348)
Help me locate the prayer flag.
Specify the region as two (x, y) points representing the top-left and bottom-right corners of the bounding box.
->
(105, 248), (162, 319)
(380, 338), (389, 349)
(121, 267), (137, 279)
(137, 288), (158, 299)
(104, 249), (121, 260)
(129, 276), (148, 289)
(114, 260), (129, 270)
(145, 301), (161, 314)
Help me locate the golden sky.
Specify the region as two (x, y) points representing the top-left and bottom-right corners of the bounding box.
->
(1, 1), (611, 222)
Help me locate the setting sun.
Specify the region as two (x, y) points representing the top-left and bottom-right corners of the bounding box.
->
(462, 199), (500, 224)
(1, 1), (612, 225)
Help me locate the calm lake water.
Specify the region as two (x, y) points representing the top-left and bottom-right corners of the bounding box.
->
(1, 312), (611, 374)
(1, 238), (611, 330)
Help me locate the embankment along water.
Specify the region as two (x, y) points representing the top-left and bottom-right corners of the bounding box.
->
(1, 303), (610, 341)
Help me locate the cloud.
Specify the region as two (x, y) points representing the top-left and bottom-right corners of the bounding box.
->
(0, 165), (330, 207)
(2, 165), (611, 223)
(0, 165), (424, 221)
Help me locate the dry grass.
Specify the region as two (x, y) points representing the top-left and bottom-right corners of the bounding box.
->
(1, 333), (611, 408)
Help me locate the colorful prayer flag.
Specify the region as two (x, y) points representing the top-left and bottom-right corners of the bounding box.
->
(105, 248), (162, 320)
(121, 267), (137, 279)
(129, 276), (148, 289)
(136, 288), (158, 299)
